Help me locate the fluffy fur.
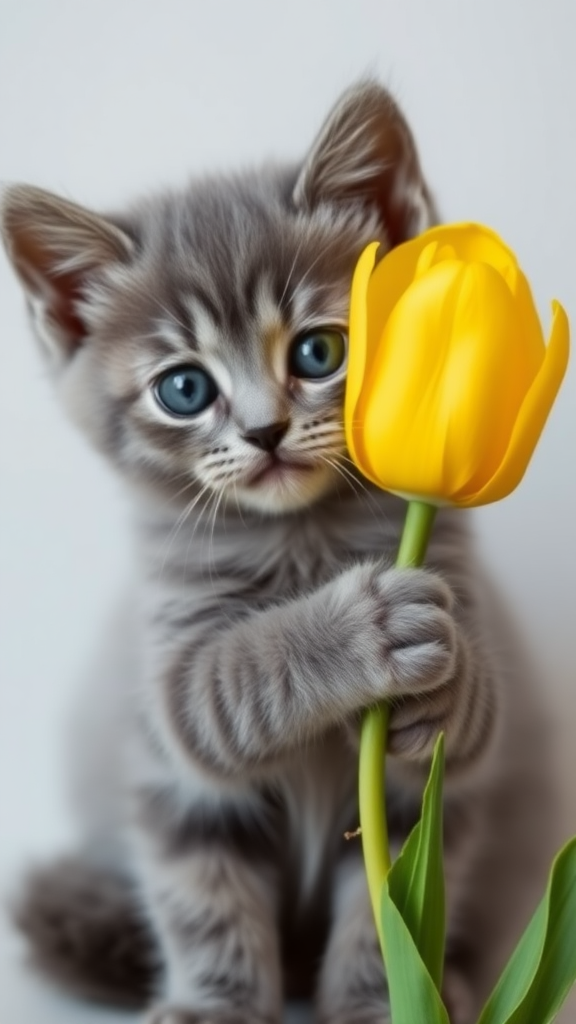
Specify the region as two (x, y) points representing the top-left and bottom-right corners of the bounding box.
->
(1, 82), (556, 1024)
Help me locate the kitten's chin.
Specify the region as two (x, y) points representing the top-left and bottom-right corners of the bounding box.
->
(231, 464), (337, 515)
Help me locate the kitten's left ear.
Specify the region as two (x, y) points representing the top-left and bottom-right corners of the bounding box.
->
(293, 81), (437, 246)
(1, 184), (135, 361)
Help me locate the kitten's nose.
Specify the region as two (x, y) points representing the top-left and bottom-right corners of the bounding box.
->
(242, 420), (290, 452)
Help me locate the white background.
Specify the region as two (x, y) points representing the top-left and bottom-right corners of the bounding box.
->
(1, 2), (575, 1022)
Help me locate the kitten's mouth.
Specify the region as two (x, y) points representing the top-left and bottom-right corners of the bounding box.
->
(247, 454), (315, 487)
(235, 453), (335, 512)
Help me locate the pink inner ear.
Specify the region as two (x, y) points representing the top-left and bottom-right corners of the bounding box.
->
(372, 121), (427, 249)
(13, 227), (88, 351)
(384, 189), (420, 250)
(49, 275), (87, 351)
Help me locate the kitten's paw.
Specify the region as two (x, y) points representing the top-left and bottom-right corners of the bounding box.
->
(372, 568), (461, 758)
(375, 567), (458, 691)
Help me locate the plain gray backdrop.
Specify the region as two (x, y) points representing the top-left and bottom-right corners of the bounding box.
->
(1, 2), (575, 1022)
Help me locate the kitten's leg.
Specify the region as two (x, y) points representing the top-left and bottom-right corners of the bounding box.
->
(316, 855), (475, 1024)
(146, 563), (494, 782)
(140, 846), (282, 1024)
(315, 855), (390, 1024)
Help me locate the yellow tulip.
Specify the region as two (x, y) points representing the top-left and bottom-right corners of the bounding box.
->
(345, 224), (570, 507)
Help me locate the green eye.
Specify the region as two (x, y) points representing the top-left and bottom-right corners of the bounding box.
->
(289, 329), (346, 379)
(155, 366), (218, 417)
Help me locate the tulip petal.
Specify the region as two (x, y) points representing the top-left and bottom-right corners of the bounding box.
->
(426, 223), (519, 283)
(345, 241), (379, 471)
(440, 262), (543, 497)
(424, 226), (545, 381)
(359, 260), (543, 502)
(359, 223), (524, 380)
(367, 222), (520, 292)
(505, 265), (548, 373)
(362, 238), (441, 379)
(430, 227), (546, 374)
(456, 301), (570, 506)
(346, 241), (379, 417)
(414, 241), (441, 279)
(360, 259), (468, 497)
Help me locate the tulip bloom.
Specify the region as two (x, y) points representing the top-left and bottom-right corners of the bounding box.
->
(345, 224), (569, 507)
(348, 225), (573, 1024)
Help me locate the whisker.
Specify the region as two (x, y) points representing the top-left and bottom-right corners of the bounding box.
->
(152, 298), (194, 338)
(133, 329), (180, 344)
(299, 427), (346, 440)
(159, 466), (203, 488)
(170, 477), (199, 502)
(291, 244), (339, 300)
(318, 452), (384, 525)
(233, 479), (247, 528)
(339, 453), (377, 477)
(297, 435), (345, 452)
(181, 485), (218, 583)
(157, 481), (212, 581)
(278, 232), (308, 312)
(320, 454), (363, 500)
(209, 487), (225, 554)
(195, 486), (226, 594)
(330, 453), (372, 490)
(200, 453), (233, 468)
(332, 457), (385, 521)
(331, 417), (368, 429)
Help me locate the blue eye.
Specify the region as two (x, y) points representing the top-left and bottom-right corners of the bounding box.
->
(289, 330), (346, 379)
(155, 366), (218, 417)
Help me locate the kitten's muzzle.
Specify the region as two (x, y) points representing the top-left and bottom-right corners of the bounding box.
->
(246, 452), (315, 487)
(242, 420), (290, 452)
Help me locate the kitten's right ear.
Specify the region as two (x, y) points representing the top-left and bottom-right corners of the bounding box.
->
(1, 184), (134, 362)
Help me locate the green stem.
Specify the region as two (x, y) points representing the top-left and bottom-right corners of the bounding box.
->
(359, 499), (438, 957)
(396, 499), (439, 570)
(359, 703), (391, 956)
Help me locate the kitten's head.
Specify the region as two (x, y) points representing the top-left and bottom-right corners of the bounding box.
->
(1, 82), (435, 515)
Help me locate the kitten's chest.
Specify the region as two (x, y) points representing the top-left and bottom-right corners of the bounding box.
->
(145, 490), (404, 613)
(278, 732), (357, 900)
(221, 508), (398, 601)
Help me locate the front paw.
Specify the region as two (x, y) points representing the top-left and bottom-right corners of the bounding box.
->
(373, 568), (461, 756)
(376, 567), (458, 692)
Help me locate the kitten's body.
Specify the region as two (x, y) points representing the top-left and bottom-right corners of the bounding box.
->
(2, 84), (556, 1024)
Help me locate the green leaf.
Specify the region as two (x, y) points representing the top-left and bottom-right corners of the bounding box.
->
(386, 732), (446, 989)
(381, 879), (451, 1024)
(477, 836), (576, 1024)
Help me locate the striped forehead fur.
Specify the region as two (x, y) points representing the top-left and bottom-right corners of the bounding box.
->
(74, 168), (383, 382)
(129, 172), (383, 351)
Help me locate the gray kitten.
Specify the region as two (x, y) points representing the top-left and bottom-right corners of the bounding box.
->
(1, 82), (555, 1024)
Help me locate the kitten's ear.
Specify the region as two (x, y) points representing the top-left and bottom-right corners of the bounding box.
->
(1, 184), (134, 361)
(293, 81), (436, 246)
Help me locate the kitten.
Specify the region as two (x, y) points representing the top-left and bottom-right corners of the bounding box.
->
(1, 82), (555, 1024)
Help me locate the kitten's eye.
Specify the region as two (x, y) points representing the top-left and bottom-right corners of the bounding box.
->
(155, 366), (218, 417)
(289, 330), (346, 380)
